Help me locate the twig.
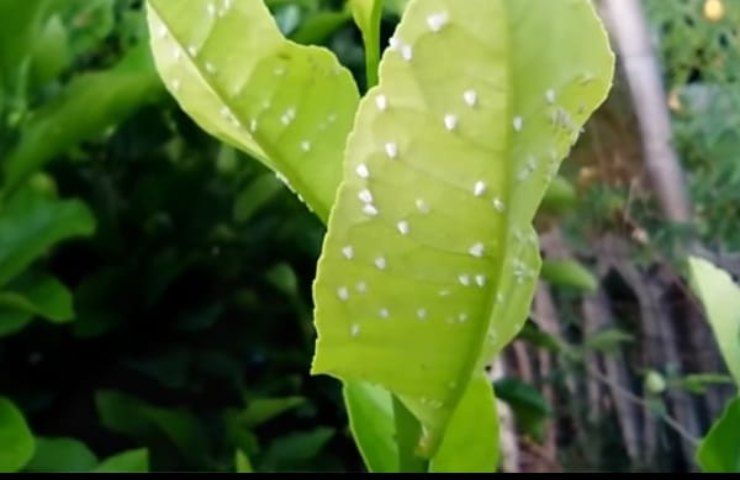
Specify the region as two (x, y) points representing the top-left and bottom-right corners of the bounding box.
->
(586, 364), (700, 447)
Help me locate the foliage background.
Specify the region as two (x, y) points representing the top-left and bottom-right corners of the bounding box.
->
(0, 0), (737, 473)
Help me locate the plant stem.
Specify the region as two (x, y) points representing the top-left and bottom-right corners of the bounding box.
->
(363, 2), (383, 89)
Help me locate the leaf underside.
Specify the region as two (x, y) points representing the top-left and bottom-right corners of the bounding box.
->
(312, 0), (613, 454)
(146, 0), (360, 222)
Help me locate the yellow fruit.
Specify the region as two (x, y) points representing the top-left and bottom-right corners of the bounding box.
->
(704, 0), (726, 22)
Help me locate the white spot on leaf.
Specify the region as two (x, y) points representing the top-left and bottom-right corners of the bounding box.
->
(356, 164), (370, 179)
(427, 12), (449, 33)
(463, 89), (478, 107)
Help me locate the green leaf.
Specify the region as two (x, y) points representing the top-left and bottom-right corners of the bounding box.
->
(541, 259), (598, 293)
(540, 175), (577, 215)
(0, 397), (35, 473)
(430, 374), (499, 473)
(95, 390), (210, 466)
(24, 437), (97, 473)
(240, 396), (306, 428)
(312, 0), (613, 454)
(233, 173), (284, 223)
(698, 398), (740, 472)
(678, 374), (734, 395)
(30, 15), (72, 88)
(688, 257), (740, 386)
(0, 190), (95, 287)
(343, 381), (398, 473)
(393, 396), (427, 472)
(495, 378), (551, 441)
(146, 0), (360, 222)
(0, 274), (75, 323)
(235, 449), (253, 473)
(260, 427), (334, 471)
(2, 44), (162, 195)
(349, 0), (383, 87)
(93, 449), (149, 473)
(0, 310), (33, 338)
(59, 0), (115, 58)
(0, 0), (50, 98)
(584, 328), (635, 353)
(291, 11), (352, 46)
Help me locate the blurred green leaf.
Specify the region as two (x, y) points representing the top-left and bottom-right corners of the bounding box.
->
(0, 0), (50, 100)
(585, 328), (635, 354)
(540, 176), (578, 215)
(0, 397), (35, 473)
(30, 15), (71, 88)
(260, 427), (334, 471)
(0, 273), (74, 324)
(688, 257), (740, 385)
(3, 44), (162, 195)
(59, 0), (115, 57)
(93, 449), (149, 473)
(495, 378), (551, 441)
(95, 390), (210, 467)
(698, 398), (740, 472)
(233, 174), (284, 224)
(241, 396), (306, 429)
(291, 11), (351, 45)
(541, 259), (598, 293)
(0, 310), (33, 338)
(0, 190), (95, 287)
(265, 264), (299, 298)
(24, 437), (97, 473)
(678, 374), (734, 395)
(235, 450), (253, 473)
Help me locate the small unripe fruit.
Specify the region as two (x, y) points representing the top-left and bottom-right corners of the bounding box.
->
(704, 0), (725, 22)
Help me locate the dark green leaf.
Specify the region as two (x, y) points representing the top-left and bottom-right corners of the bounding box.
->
(541, 259), (598, 293)
(93, 449), (149, 473)
(0, 190), (95, 287)
(3, 44), (162, 194)
(495, 378), (551, 441)
(0, 273), (75, 323)
(241, 396), (306, 428)
(24, 437), (97, 473)
(698, 398), (740, 473)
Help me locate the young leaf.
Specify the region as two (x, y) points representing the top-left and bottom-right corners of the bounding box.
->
(0, 397), (34, 473)
(697, 398), (740, 473)
(688, 257), (740, 386)
(146, 0), (360, 222)
(349, 0), (383, 87)
(312, 0), (613, 454)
